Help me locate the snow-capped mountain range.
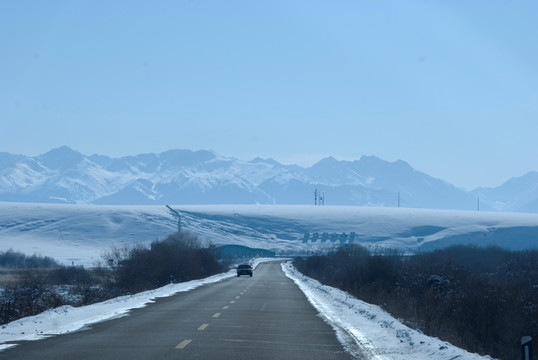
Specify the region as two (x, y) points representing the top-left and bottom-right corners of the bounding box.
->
(1, 146), (537, 212)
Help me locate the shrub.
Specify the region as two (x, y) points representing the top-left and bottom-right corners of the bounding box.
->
(111, 232), (223, 293)
(0, 269), (63, 324)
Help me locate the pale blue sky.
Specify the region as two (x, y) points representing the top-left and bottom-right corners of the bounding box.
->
(1, 1), (537, 190)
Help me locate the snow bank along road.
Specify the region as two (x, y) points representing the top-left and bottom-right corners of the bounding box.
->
(0, 262), (355, 360)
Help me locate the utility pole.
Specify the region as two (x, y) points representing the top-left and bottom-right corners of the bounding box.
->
(166, 205), (181, 232)
(477, 197), (480, 211)
(314, 189), (318, 206)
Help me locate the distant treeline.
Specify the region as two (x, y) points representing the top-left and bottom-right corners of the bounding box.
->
(0, 249), (60, 268)
(293, 245), (538, 360)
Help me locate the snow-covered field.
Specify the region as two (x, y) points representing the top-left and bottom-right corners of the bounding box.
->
(0, 259), (492, 359)
(0, 202), (537, 266)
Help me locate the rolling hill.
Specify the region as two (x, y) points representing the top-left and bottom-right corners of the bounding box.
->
(1, 202), (536, 266)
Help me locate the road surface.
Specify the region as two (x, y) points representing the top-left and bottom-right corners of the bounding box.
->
(1, 262), (356, 359)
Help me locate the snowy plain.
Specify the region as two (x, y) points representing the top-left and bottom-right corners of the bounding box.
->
(0, 259), (492, 359)
(0, 202), (537, 266)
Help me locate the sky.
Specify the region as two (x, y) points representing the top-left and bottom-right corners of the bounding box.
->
(1, 1), (537, 190)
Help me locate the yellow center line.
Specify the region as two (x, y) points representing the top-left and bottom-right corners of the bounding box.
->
(175, 339), (192, 349)
(212, 312), (221, 318)
(198, 323), (209, 331)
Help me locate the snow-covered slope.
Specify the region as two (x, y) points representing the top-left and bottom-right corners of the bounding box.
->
(0, 203), (536, 266)
(4, 146), (537, 212)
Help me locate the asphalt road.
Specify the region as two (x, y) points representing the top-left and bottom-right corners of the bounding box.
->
(1, 262), (355, 360)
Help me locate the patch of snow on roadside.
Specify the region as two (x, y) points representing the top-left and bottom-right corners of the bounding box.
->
(282, 262), (494, 360)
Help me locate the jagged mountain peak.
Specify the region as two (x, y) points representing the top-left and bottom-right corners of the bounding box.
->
(358, 154), (382, 162)
(41, 145), (81, 157)
(310, 155), (411, 172)
(309, 156), (340, 170)
(252, 157), (281, 167)
(356, 155), (410, 169)
(158, 149), (217, 167)
(38, 146), (86, 170)
(0, 147), (536, 212)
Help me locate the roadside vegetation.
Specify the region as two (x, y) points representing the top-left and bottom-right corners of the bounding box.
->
(0, 232), (224, 325)
(294, 245), (538, 360)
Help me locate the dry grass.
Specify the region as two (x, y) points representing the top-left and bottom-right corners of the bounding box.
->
(0, 268), (62, 286)
(0, 268), (23, 286)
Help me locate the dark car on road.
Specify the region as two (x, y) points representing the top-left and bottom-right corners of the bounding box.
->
(236, 264), (253, 277)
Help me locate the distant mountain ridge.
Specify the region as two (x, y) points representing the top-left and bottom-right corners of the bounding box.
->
(0, 146), (536, 213)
